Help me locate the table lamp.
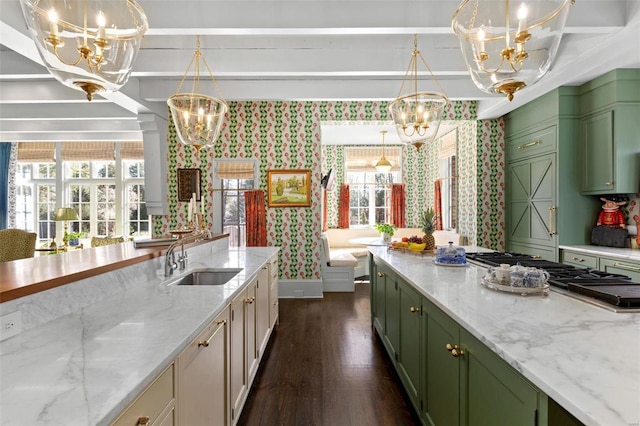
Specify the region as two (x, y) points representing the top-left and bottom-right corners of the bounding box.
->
(54, 207), (79, 246)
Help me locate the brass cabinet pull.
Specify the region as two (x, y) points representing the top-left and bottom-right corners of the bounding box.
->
(517, 140), (541, 150)
(198, 320), (227, 347)
(548, 206), (557, 236)
(612, 262), (640, 272)
(446, 343), (464, 357)
(136, 416), (150, 426)
(605, 181), (613, 186)
(572, 257), (585, 262)
(377, 272), (384, 277)
(245, 297), (255, 304)
(410, 306), (420, 313)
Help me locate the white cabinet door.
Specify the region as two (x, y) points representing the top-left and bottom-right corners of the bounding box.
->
(230, 278), (258, 425)
(269, 257), (279, 328)
(176, 307), (230, 426)
(256, 265), (270, 359)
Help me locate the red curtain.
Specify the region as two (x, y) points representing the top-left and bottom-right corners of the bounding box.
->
(245, 190), (267, 246)
(434, 180), (443, 231)
(390, 184), (406, 228)
(338, 184), (350, 229)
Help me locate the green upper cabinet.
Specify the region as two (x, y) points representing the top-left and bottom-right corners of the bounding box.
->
(505, 87), (600, 261)
(579, 69), (640, 195)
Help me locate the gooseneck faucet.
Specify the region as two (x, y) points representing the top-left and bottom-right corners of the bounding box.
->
(164, 231), (207, 277)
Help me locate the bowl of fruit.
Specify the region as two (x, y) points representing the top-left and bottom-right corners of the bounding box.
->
(407, 236), (426, 252)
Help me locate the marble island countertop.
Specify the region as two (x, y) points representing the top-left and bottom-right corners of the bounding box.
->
(368, 246), (640, 426)
(0, 241), (279, 426)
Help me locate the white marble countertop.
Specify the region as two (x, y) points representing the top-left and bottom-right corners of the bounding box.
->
(560, 244), (640, 262)
(369, 246), (640, 426)
(0, 244), (279, 426)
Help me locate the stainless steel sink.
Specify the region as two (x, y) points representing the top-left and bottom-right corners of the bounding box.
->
(170, 268), (243, 286)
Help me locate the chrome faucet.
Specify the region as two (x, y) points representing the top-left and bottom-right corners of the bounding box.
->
(164, 231), (206, 277)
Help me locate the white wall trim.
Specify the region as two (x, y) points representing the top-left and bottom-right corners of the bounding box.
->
(278, 279), (324, 299)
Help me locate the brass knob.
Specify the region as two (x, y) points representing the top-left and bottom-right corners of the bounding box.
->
(137, 417), (150, 426)
(451, 347), (464, 357)
(377, 272), (384, 277)
(245, 297), (255, 304)
(410, 306), (420, 313)
(572, 257), (585, 262)
(605, 181), (613, 186)
(446, 343), (464, 357)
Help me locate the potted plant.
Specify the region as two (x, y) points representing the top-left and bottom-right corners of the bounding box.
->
(374, 223), (397, 242)
(65, 231), (84, 246)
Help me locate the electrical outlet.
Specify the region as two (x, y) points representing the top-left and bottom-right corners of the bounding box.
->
(1, 311), (22, 341)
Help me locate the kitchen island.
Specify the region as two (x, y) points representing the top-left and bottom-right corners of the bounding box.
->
(369, 246), (640, 426)
(0, 237), (279, 425)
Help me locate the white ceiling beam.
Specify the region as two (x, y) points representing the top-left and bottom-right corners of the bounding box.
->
(139, 76), (492, 102)
(0, 103), (137, 120)
(0, 131), (143, 142)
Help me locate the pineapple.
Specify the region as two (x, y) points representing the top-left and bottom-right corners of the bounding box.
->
(420, 208), (437, 250)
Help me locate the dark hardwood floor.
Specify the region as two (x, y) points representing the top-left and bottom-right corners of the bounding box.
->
(238, 282), (421, 426)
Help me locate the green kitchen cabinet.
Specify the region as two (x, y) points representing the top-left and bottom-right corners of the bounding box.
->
(560, 249), (640, 281)
(579, 69), (640, 195)
(423, 297), (543, 426)
(461, 329), (540, 426)
(396, 279), (423, 414)
(507, 153), (557, 252)
(505, 87), (600, 261)
(424, 298), (460, 426)
(599, 256), (640, 281)
(370, 257), (385, 335)
(372, 260), (399, 361)
(382, 265), (399, 362)
(560, 249), (598, 269)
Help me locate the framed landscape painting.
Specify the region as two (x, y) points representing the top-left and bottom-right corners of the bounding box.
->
(267, 169), (311, 207)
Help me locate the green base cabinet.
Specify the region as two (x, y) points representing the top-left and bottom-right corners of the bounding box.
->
(369, 255), (583, 426)
(397, 279), (423, 415)
(461, 329), (541, 426)
(561, 249), (640, 281)
(423, 299), (460, 426)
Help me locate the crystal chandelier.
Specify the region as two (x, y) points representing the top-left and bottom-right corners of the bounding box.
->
(452, 0), (574, 101)
(19, 0), (148, 101)
(375, 130), (393, 173)
(167, 36), (228, 151)
(389, 36), (448, 150)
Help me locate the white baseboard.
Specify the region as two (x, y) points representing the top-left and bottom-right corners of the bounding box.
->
(278, 279), (324, 299)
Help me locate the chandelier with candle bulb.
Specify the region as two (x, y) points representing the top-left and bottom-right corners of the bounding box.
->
(452, 0), (574, 101)
(19, 0), (148, 101)
(388, 35), (448, 150)
(167, 36), (228, 151)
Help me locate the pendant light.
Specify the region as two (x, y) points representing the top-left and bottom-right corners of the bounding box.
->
(19, 0), (148, 101)
(389, 35), (448, 150)
(452, 0), (574, 101)
(167, 36), (228, 151)
(375, 130), (393, 173)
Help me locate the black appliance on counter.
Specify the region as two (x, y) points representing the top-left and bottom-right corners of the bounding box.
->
(466, 252), (640, 312)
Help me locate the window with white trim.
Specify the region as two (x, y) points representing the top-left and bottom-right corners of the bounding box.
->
(14, 142), (147, 246)
(212, 160), (258, 247)
(344, 147), (402, 227)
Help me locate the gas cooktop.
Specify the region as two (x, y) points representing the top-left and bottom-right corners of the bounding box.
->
(467, 252), (640, 312)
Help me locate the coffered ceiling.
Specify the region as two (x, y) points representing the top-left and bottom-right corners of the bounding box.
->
(1, 0), (639, 142)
